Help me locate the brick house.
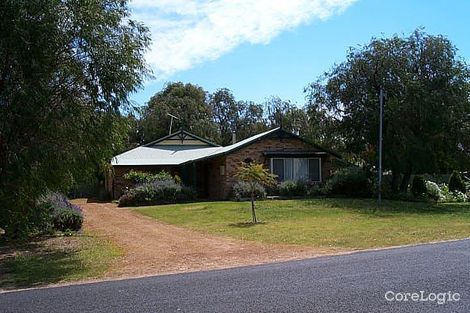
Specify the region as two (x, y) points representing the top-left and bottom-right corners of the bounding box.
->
(107, 127), (340, 199)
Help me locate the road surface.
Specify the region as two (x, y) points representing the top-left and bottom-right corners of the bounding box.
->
(1, 239), (469, 312)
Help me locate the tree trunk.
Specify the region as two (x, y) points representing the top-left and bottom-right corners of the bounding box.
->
(251, 191), (257, 223)
(399, 169), (412, 193)
(391, 170), (401, 194)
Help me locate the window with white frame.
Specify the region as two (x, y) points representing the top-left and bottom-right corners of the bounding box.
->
(271, 158), (321, 182)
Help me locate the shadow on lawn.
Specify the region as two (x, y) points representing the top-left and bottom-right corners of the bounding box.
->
(228, 221), (267, 228)
(301, 198), (470, 216)
(0, 237), (83, 290)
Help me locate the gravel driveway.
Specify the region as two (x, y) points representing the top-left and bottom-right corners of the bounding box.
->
(81, 201), (340, 278)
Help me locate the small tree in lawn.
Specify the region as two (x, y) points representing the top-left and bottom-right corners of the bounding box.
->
(235, 162), (277, 223)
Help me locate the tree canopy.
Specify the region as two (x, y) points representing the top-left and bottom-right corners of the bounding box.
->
(139, 84), (329, 147)
(140, 82), (217, 143)
(306, 29), (470, 191)
(139, 84), (269, 146)
(264, 97), (309, 136)
(0, 0), (150, 237)
(210, 88), (244, 146)
(210, 88), (268, 145)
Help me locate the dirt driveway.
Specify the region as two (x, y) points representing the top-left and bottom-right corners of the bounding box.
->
(81, 202), (340, 279)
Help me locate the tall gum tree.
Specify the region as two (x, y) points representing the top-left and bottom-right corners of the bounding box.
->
(306, 29), (470, 192)
(0, 0), (151, 237)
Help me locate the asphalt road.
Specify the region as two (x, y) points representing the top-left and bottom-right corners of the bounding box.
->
(1, 239), (469, 313)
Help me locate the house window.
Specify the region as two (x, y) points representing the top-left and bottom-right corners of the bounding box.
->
(220, 165), (225, 176)
(272, 159), (285, 181)
(270, 158), (321, 182)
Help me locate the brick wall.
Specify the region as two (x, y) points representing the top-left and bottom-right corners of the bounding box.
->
(204, 156), (226, 200)
(220, 137), (334, 199)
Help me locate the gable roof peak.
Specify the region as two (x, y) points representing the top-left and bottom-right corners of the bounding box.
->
(144, 129), (220, 147)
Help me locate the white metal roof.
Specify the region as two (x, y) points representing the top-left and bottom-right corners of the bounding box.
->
(111, 127), (280, 166)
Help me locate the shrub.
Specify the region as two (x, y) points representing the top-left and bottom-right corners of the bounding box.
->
(117, 194), (133, 207)
(266, 183), (280, 196)
(279, 180), (307, 197)
(124, 170), (154, 184)
(448, 171), (466, 194)
(425, 180), (441, 201)
(452, 191), (468, 202)
(177, 185), (197, 202)
(439, 184), (454, 202)
(52, 208), (83, 231)
(307, 183), (326, 197)
(440, 184), (467, 202)
(133, 180), (179, 204)
(232, 181), (266, 201)
(371, 174), (394, 199)
(465, 174), (470, 196)
(154, 170), (175, 182)
(124, 170), (175, 184)
(323, 167), (371, 197)
(35, 191), (83, 233)
(118, 180), (195, 206)
(411, 176), (426, 197)
(37, 191), (82, 214)
(33, 200), (56, 235)
(173, 175), (182, 185)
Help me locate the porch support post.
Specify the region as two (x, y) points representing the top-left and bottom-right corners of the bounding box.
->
(192, 162), (197, 190)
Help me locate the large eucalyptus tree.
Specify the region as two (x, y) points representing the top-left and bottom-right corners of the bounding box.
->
(306, 29), (470, 192)
(0, 0), (150, 237)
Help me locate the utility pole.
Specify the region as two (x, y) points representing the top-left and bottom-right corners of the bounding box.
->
(167, 113), (179, 135)
(377, 88), (384, 208)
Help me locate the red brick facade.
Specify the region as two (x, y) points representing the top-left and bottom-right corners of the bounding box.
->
(220, 136), (333, 199)
(204, 156), (227, 199)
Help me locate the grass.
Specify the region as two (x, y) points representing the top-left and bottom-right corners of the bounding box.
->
(0, 233), (121, 290)
(136, 198), (470, 249)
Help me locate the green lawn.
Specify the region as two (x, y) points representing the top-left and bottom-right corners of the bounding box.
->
(0, 233), (121, 290)
(136, 198), (470, 249)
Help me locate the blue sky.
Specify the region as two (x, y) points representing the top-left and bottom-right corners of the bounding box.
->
(130, 0), (470, 107)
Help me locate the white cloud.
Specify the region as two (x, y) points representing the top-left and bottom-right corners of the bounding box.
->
(130, 0), (357, 78)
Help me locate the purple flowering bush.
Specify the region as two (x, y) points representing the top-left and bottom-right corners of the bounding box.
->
(118, 180), (196, 207)
(36, 191), (83, 232)
(38, 192), (82, 213)
(232, 181), (266, 201)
